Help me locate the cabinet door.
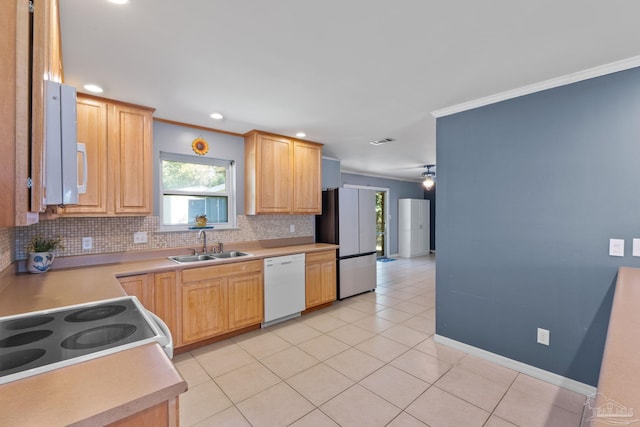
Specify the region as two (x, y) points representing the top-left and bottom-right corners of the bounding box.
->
(118, 274), (153, 310)
(61, 96), (109, 215)
(305, 262), (324, 308)
(305, 250), (337, 308)
(182, 279), (227, 344)
(319, 259), (337, 304)
(293, 141), (322, 214)
(256, 134), (293, 213)
(153, 272), (179, 345)
(110, 103), (153, 215)
(227, 272), (263, 330)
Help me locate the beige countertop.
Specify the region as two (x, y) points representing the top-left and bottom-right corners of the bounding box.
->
(0, 344), (184, 427)
(589, 266), (640, 426)
(1, 242), (338, 316)
(0, 241), (337, 425)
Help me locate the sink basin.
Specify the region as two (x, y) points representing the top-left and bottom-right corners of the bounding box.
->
(212, 251), (250, 259)
(168, 252), (251, 264)
(169, 254), (216, 264)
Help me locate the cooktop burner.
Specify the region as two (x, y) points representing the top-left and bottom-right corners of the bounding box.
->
(5, 315), (55, 331)
(0, 296), (166, 385)
(64, 304), (127, 323)
(61, 324), (137, 350)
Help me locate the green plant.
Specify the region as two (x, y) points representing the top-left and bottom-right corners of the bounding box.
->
(26, 235), (64, 253)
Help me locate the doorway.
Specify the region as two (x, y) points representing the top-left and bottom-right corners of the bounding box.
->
(376, 191), (386, 258)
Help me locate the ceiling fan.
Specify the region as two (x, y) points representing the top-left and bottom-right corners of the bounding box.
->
(422, 165), (436, 190)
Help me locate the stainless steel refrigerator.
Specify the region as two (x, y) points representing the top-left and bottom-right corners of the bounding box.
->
(316, 188), (377, 299)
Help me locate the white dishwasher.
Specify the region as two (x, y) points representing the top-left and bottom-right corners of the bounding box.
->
(262, 253), (306, 327)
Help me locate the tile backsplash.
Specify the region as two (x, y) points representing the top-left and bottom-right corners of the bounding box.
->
(0, 228), (14, 271)
(14, 215), (315, 260)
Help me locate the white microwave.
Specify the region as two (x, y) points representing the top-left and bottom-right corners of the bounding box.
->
(44, 80), (87, 206)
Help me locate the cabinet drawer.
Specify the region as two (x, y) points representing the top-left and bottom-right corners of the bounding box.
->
(305, 250), (336, 264)
(182, 260), (263, 284)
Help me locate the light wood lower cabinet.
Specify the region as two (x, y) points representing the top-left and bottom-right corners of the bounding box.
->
(182, 277), (227, 344)
(117, 252), (335, 349)
(118, 272), (179, 345)
(153, 271), (179, 344)
(227, 272), (263, 331)
(180, 260), (263, 346)
(305, 250), (337, 309)
(118, 274), (152, 307)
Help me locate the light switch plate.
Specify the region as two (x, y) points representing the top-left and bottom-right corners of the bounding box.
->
(609, 239), (624, 257)
(633, 239), (640, 257)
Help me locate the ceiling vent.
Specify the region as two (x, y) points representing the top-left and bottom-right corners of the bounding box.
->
(369, 137), (395, 146)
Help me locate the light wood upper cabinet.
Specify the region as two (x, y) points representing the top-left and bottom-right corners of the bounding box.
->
(0, 0), (62, 226)
(63, 96), (109, 214)
(293, 140), (322, 214)
(59, 94), (154, 216)
(244, 130), (322, 215)
(110, 103), (153, 214)
(305, 250), (337, 309)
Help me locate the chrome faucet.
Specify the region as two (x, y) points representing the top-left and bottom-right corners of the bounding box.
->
(197, 229), (207, 254)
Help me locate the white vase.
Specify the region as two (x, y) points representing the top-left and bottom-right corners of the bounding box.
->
(27, 251), (55, 273)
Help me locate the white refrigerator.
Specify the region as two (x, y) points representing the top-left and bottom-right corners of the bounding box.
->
(316, 188), (377, 299)
(398, 198), (430, 257)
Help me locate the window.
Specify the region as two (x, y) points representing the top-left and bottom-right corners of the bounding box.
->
(159, 152), (236, 230)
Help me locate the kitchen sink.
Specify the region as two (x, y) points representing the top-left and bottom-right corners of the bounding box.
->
(168, 252), (251, 264)
(168, 254), (216, 263)
(212, 251), (250, 259)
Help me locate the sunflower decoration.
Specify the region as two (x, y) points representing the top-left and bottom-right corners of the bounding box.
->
(192, 137), (209, 156)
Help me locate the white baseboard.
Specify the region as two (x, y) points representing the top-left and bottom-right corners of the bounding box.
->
(434, 334), (597, 396)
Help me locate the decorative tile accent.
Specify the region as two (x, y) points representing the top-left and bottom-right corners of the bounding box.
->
(14, 215), (314, 260)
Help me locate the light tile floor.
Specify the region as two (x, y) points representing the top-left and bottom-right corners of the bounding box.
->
(174, 255), (589, 427)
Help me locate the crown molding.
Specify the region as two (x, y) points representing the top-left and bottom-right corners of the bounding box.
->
(341, 168), (423, 183)
(431, 55), (640, 118)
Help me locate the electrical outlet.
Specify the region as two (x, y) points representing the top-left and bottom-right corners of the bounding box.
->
(537, 328), (550, 346)
(133, 232), (148, 244)
(82, 237), (92, 250)
(290, 224), (295, 233)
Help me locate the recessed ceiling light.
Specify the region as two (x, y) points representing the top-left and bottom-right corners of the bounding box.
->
(108, 0), (129, 5)
(296, 132), (306, 138)
(83, 84), (103, 93)
(210, 113), (224, 120)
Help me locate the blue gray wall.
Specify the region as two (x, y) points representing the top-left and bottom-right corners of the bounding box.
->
(436, 67), (640, 386)
(322, 157), (342, 189)
(342, 173), (424, 256)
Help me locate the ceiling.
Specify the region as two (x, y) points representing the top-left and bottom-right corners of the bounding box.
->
(58, 0), (640, 182)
